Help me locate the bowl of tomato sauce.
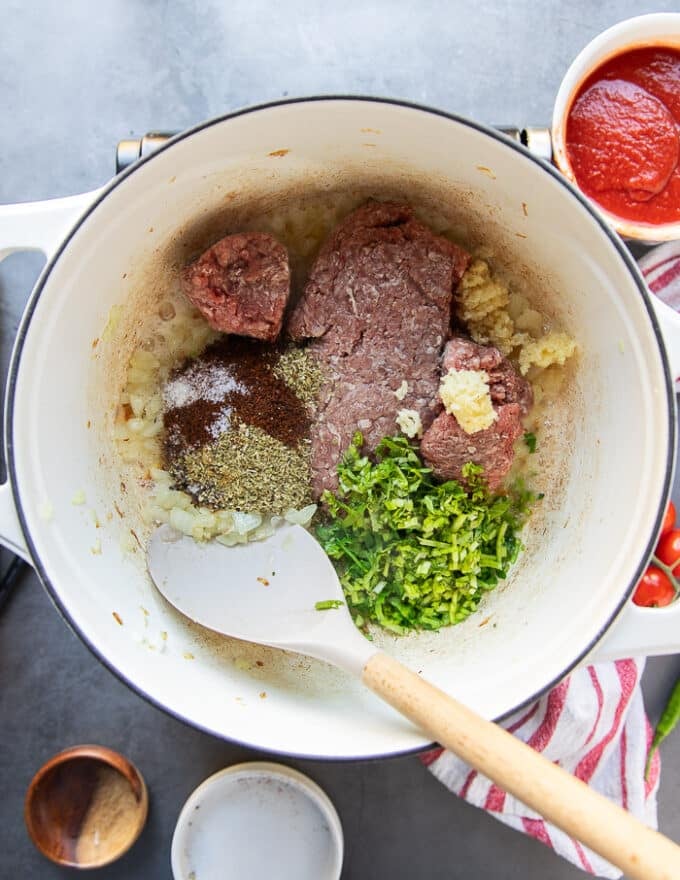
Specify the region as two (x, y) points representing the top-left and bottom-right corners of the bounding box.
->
(552, 13), (680, 243)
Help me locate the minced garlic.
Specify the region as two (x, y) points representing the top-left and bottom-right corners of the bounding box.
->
(38, 500), (54, 521)
(456, 260), (522, 355)
(396, 409), (423, 439)
(439, 369), (497, 434)
(101, 304), (123, 342)
(457, 259), (577, 379)
(394, 380), (409, 401)
(518, 332), (577, 376)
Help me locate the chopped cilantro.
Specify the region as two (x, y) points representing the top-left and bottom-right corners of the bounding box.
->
(523, 432), (537, 454)
(317, 433), (539, 635)
(315, 599), (344, 611)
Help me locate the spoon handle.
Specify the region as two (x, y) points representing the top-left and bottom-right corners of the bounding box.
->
(363, 652), (680, 880)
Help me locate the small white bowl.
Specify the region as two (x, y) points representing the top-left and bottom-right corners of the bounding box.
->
(552, 13), (680, 243)
(171, 762), (343, 880)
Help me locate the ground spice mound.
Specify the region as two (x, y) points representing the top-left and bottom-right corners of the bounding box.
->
(162, 337), (322, 513)
(272, 347), (324, 405)
(181, 423), (312, 513)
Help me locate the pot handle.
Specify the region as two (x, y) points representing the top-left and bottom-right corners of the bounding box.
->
(650, 295), (680, 389)
(0, 189), (102, 562)
(589, 601), (680, 662)
(588, 296), (680, 661)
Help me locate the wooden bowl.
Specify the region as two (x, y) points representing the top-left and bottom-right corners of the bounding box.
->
(24, 744), (148, 869)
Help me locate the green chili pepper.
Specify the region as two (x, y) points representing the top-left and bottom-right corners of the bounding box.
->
(316, 433), (539, 633)
(646, 676), (680, 779)
(315, 599), (344, 611)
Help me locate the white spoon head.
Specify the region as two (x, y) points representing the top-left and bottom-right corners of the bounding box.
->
(146, 524), (375, 674)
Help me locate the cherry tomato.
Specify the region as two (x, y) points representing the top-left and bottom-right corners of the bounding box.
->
(633, 566), (676, 607)
(656, 529), (680, 572)
(661, 501), (677, 538)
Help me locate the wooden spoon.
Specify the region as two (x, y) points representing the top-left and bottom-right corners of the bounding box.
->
(148, 523), (680, 880)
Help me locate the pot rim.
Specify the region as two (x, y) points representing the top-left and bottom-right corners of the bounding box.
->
(6, 95), (675, 760)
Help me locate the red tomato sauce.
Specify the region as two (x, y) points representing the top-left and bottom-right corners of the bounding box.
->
(565, 47), (680, 226)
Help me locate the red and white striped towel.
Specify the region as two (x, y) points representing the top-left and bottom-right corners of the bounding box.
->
(422, 243), (680, 877)
(422, 659), (660, 878)
(639, 241), (680, 311)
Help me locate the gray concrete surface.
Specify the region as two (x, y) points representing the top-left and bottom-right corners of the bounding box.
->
(2, 1), (680, 877)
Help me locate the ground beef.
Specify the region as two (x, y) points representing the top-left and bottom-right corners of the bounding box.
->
(442, 336), (533, 415)
(181, 232), (290, 341)
(420, 405), (524, 490)
(287, 201), (470, 496)
(421, 336), (532, 489)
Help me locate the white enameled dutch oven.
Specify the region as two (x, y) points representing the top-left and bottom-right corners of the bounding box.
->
(2, 98), (680, 759)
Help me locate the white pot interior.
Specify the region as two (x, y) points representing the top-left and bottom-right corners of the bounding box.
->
(10, 99), (673, 758)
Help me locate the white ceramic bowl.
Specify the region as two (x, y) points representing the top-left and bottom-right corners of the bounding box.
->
(171, 762), (343, 880)
(1, 98), (680, 759)
(552, 13), (680, 243)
